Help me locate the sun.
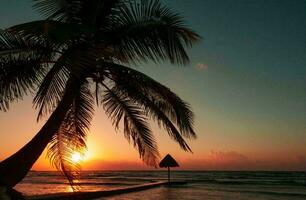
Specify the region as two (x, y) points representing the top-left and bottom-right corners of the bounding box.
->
(71, 152), (82, 163)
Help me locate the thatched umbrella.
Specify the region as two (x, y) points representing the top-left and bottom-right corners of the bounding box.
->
(159, 154), (179, 183)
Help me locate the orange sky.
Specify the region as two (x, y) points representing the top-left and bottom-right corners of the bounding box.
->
(1, 95), (306, 171)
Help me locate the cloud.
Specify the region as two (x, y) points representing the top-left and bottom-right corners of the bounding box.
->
(195, 63), (208, 71)
(178, 151), (253, 170)
(180, 151), (306, 171)
(207, 151), (253, 170)
(209, 151), (249, 162)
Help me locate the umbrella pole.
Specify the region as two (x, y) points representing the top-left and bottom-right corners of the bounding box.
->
(168, 167), (170, 183)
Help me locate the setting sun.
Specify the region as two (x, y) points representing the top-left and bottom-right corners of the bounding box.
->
(71, 152), (82, 163)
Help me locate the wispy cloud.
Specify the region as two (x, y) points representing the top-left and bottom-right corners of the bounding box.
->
(195, 63), (208, 71)
(179, 151), (306, 171)
(209, 150), (250, 162)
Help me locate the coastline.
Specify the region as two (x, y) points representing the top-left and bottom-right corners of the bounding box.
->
(15, 171), (306, 200)
(26, 181), (187, 200)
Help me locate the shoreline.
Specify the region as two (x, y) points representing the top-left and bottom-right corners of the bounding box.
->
(26, 181), (187, 200)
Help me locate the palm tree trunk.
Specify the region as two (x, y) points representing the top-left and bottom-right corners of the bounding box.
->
(0, 79), (79, 188)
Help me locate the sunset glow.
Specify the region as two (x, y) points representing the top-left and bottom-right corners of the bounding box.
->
(0, 0), (306, 172)
(71, 153), (82, 163)
(1, 1), (306, 200)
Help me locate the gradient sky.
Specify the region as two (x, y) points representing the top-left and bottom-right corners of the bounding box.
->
(0, 0), (306, 171)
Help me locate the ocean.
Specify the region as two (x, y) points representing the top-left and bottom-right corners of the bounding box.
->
(15, 171), (306, 200)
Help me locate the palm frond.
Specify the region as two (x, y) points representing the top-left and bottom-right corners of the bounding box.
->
(47, 81), (94, 188)
(105, 62), (196, 138)
(111, 82), (192, 152)
(33, 61), (70, 121)
(32, 0), (81, 21)
(70, 81), (95, 142)
(47, 122), (82, 189)
(0, 29), (54, 58)
(0, 30), (52, 110)
(9, 20), (89, 45)
(108, 0), (200, 64)
(102, 84), (159, 166)
(0, 59), (45, 111)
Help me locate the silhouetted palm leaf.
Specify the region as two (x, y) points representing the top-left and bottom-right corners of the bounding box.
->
(9, 20), (89, 44)
(110, 83), (192, 152)
(32, 0), (81, 21)
(0, 55), (46, 111)
(0, 29), (52, 56)
(33, 62), (70, 121)
(102, 85), (159, 166)
(47, 81), (94, 187)
(104, 62), (196, 138)
(0, 30), (53, 111)
(108, 0), (200, 64)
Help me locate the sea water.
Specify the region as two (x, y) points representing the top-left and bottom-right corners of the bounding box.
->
(15, 171), (306, 199)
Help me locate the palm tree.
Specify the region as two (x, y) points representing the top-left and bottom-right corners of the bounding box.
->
(0, 0), (199, 189)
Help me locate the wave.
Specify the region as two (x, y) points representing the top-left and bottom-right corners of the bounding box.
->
(188, 178), (306, 187)
(203, 187), (306, 197)
(23, 172), (306, 188)
(24, 171), (306, 187)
